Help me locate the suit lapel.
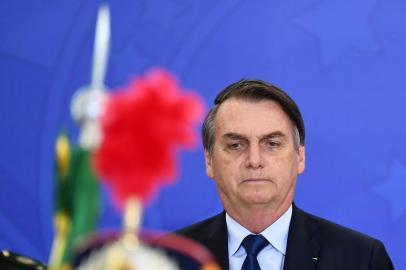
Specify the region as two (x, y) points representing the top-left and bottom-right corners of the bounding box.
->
(204, 212), (229, 270)
(283, 205), (320, 270)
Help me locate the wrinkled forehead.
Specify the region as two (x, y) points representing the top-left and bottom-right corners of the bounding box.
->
(214, 98), (295, 138)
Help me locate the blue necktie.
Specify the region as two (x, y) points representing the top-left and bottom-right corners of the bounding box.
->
(241, 234), (269, 270)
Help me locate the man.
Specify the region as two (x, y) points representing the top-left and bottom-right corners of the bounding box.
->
(176, 79), (393, 270)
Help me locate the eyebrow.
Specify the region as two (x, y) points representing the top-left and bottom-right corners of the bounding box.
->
(221, 131), (287, 141)
(262, 131), (286, 140)
(221, 132), (247, 141)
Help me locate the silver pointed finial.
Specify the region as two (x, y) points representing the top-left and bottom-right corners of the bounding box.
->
(71, 3), (110, 150)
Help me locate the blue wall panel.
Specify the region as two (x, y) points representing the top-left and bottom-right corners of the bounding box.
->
(0, 0), (405, 268)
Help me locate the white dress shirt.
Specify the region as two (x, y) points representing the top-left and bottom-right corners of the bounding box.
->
(226, 205), (292, 270)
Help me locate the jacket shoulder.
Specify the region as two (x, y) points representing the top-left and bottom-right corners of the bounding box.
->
(295, 207), (393, 269)
(175, 212), (224, 241)
(304, 210), (379, 246)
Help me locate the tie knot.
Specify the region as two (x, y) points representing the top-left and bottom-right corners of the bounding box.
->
(241, 234), (269, 256)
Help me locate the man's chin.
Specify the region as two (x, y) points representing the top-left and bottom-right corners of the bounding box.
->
(241, 192), (275, 206)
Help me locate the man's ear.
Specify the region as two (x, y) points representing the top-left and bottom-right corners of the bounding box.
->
(297, 146), (305, 174)
(204, 150), (214, 178)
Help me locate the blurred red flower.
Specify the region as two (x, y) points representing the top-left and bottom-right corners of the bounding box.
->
(93, 69), (205, 206)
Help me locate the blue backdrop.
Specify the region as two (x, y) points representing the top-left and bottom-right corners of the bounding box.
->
(0, 0), (405, 268)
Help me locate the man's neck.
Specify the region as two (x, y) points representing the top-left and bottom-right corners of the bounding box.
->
(224, 200), (292, 233)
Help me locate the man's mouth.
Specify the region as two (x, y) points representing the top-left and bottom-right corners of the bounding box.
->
(241, 178), (271, 183)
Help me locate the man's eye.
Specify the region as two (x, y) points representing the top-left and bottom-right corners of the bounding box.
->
(267, 141), (281, 148)
(228, 143), (242, 149)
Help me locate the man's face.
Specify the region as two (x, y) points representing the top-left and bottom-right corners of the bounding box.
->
(205, 98), (305, 212)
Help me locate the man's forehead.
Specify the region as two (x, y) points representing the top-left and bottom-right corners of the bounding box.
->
(214, 98), (293, 134)
(216, 97), (282, 115)
(221, 131), (287, 141)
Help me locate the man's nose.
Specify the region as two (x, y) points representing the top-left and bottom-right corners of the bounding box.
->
(245, 145), (264, 169)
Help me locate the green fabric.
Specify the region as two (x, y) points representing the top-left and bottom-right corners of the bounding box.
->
(54, 135), (100, 265)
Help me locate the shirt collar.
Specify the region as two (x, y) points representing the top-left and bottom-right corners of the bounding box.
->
(226, 205), (292, 256)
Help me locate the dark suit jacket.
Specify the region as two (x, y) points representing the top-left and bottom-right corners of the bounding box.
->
(176, 205), (394, 270)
